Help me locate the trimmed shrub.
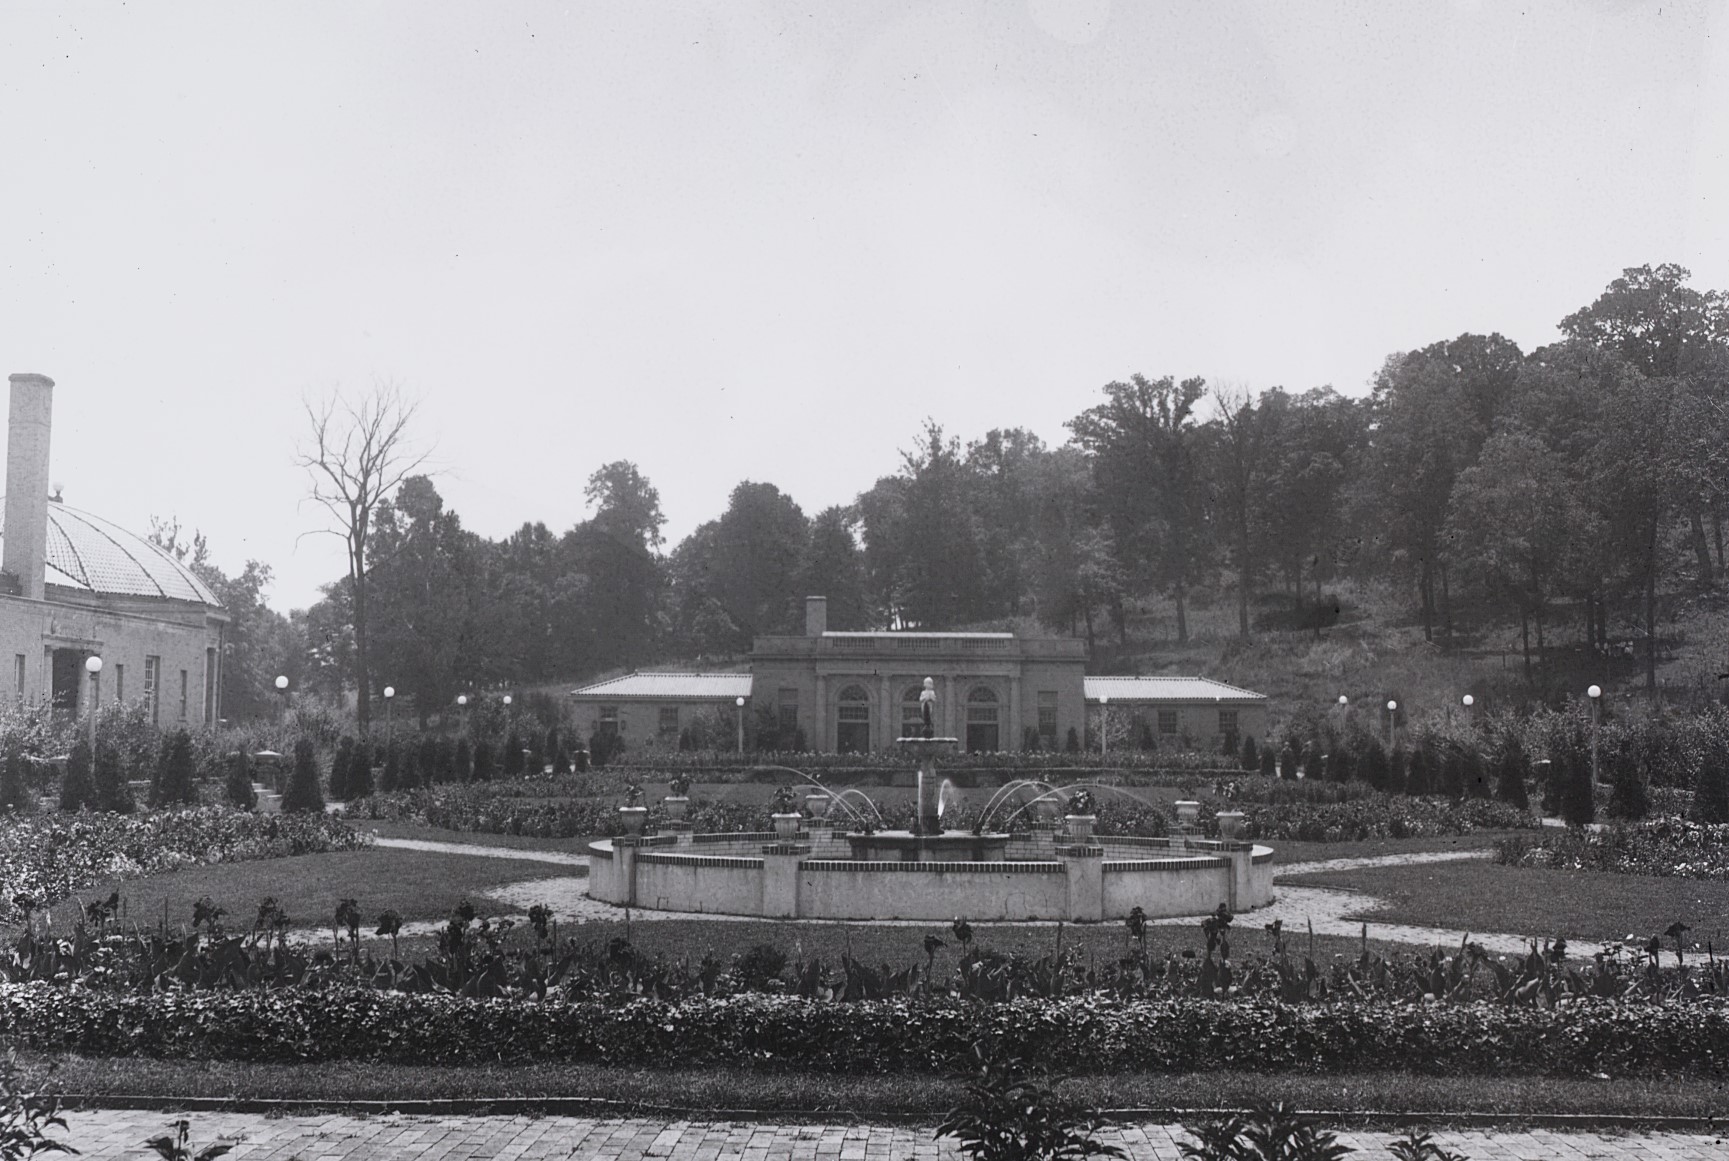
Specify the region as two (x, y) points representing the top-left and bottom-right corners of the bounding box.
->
(472, 739), (496, 783)
(329, 737), (353, 801)
(226, 749), (257, 811)
(1065, 728), (1081, 754)
(1258, 746), (1275, 778)
(1495, 737), (1530, 810)
(150, 729), (196, 808)
(345, 744), (374, 801)
(1277, 746), (1297, 781)
(281, 737), (325, 814)
(1359, 739), (1388, 791)
(1406, 745), (1431, 797)
(1694, 741), (1729, 824)
(94, 743), (135, 814)
(1385, 746), (1407, 796)
(380, 743), (401, 794)
(0, 748), (29, 813)
(453, 737), (472, 783)
(60, 742), (96, 813)
(1560, 748), (1596, 827)
(399, 742), (420, 791)
(502, 731), (525, 779)
(1239, 735), (1258, 773)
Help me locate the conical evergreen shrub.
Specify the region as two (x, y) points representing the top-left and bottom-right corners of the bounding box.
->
(1607, 759), (1649, 821)
(1441, 746), (1466, 798)
(1239, 735), (1258, 773)
(399, 741), (420, 790)
(552, 729), (572, 775)
(1406, 746), (1431, 796)
(95, 743), (135, 813)
(1560, 747), (1596, 827)
(281, 737), (326, 814)
(1277, 745), (1297, 780)
(226, 748), (257, 810)
(472, 738), (495, 782)
(502, 732), (524, 778)
(345, 743), (373, 800)
(60, 741), (96, 812)
(1494, 736), (1530, 809)
(0, 748), (28, 813)
(417, 736), (439, 784)
(380, 742), (401, 793)
(151, 729), (195, 807)
(1258, 746), (1276, 777)
(1692, 741), (1729, 823)
(1361, 739), (1388, 791)
(329, 737), (353, 801)
(1385, 746), (1407, 795)
(454, 736), (472, 782)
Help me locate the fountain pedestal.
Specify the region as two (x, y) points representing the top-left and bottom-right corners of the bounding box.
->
(897, 736), (958, 835)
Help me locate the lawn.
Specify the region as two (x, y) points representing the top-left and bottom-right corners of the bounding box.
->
(1280, 859), (1729, 947)
(55, 846), (581, 936)
(29, 1054), (1729, 1120)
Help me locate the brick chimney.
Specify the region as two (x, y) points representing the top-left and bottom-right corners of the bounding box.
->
(3, 374), (53, 600)
(805, 595), (828, 636)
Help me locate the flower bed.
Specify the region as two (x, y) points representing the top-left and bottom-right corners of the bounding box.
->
(1209, 793), (1532, 842)
(1497, 817), (1729, 880)
(0, 808), (369, 919)
(1, 984), (1723, 1077)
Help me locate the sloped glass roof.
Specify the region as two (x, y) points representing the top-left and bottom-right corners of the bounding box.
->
(3, 501), (222, 606)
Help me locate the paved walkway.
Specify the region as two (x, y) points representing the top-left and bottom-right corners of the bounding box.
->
(53, 1109), (1729, 1159)
(371, 836), (591, 866)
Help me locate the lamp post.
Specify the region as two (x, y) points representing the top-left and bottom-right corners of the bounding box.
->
(84, 655), (102, 754)
(383, 686), (395, 745)
(1588, 684), (1602, 784)
(1462, 694), (1474, 725)
(1099, 695), (1110, 759)
(274, 675), (289, 722)
(456, 693), (468, 734)
(735, 696), (746, 753)
(1386, 700), (1398, 750)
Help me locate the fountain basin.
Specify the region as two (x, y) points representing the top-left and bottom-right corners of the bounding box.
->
(845, 830), (1011, 862)
(587, 830), (1273, 922)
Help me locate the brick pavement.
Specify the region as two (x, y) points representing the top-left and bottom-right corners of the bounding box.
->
(50, 1110), (1729, 1160)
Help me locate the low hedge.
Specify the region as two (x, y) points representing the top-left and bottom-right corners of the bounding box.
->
(4, 985), (1725, 1078)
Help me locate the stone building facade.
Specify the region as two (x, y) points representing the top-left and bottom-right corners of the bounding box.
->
(571, 596), (1268, 754)
(0, 373), (227, 724)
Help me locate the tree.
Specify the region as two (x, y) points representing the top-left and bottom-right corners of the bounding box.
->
(281, 737), (325, 814)
(471, 738), (495, 782)
(1068, 374), (1211, 642)
(345, 743), (374, 800)
(0, 748), (28, 813)
(329, 736), (353, 801)
(150, 730), (196, 807)
(297, 383), (431, 731)
(565, 462), (667, 671)
(502, 731), (525, 778)
(1204, 386), (1271, 638)
(797, 506), (872, 630)
(709, 482), (809, 639)
(1494, 737), (1530, 809)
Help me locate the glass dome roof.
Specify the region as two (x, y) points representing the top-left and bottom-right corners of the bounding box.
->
(2, 501), (222, 606)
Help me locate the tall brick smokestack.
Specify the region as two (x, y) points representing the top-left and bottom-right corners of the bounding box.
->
(4, 373), (53, 600)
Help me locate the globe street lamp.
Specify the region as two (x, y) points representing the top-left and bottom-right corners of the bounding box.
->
(383, 686), (395, 745)
(1588, 685), (1602, 784)
(736, 696), (746, 753)
(1386, 700), (1398, 750)
(456, 693), (468, 734)
(274, 675), (289, 722)
(84, 655), (102, 753)
(1462, 694), (1474, 725)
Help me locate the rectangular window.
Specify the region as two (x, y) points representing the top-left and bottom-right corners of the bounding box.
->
(1218, 709), (1239, 738)
(1157, 709), (1178, 735)
(205, 647), (217, 724)
(13, 654), (22, 703)
(114, 663), (124, 704)
(179, 670), (189, 720)
(777, 688), (799, 733)
(1037, 691), (1058, 741)
(144, 656), (160, 725)
(658, 706), (679, 739)
(599, 705), (619, 735)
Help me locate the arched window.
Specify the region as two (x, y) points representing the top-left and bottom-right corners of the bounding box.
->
(965, 685), (1000, 752)
(836, 684), (871, 754)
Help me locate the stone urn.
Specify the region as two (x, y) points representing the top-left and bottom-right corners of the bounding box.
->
(1174, 800), (1200, 829)
(663, 795), (690, 821)
(618, 805), (649, 836)
(805, 792), (831, 820)
(1064, 814), (1097, 843)
(771, 812), (803, 841)
(1215, 810), (1246, 842)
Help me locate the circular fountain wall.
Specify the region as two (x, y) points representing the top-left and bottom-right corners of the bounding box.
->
(586, 821), (1273, 922)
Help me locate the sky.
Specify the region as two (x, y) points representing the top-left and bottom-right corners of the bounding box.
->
(1, 1), (1725, 614)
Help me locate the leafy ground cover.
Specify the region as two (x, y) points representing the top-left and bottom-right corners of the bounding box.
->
(1497, 818), (1729, 881)
(32, 1054), (1729, 1119)
(1280, 859), (1729, 948)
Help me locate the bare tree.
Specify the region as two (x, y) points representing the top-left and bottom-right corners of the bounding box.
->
(296, 382), (430, 731)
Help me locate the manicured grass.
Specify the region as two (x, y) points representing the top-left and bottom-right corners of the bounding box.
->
(28, 1054), (1729, 1120)
(1280, 859), (1729, 947)
(52, 847), (574, 935)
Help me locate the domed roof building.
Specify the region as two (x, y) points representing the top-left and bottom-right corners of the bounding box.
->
(0, 373), (227, 724)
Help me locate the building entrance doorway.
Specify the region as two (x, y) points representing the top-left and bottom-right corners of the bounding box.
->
(965, 686), (1000, 752)
(50, 649), (86, 713)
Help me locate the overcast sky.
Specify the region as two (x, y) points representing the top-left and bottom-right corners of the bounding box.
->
(2, 1), (1725, 614)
